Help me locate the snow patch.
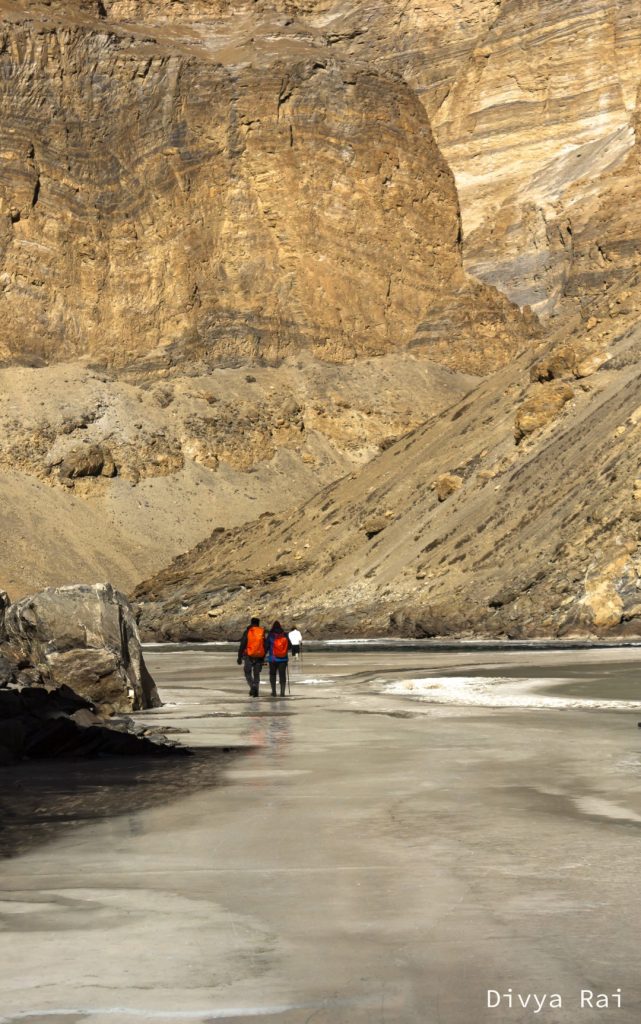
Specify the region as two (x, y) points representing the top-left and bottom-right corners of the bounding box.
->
(382, 675), (641, 711)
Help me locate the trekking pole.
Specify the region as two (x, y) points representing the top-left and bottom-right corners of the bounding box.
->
(287, 661), (291, 695)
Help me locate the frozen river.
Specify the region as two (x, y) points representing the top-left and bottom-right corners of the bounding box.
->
(2, 644), (641, 1023)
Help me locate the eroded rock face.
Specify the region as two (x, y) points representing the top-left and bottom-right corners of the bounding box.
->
(0, 9), (532, 374)
(2, 583), (160, 712)
(0, 0), (543, 600)
(430, 1), (641, 316)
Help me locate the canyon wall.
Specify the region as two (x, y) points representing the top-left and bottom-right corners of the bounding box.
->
(5, 0), (641, 637)
(0, 0), (537, 597)
(0, 1), (531, 373)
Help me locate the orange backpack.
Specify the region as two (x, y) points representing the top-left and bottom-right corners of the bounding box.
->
(272, 634), (288, 659)
(246, 626), (266, 658)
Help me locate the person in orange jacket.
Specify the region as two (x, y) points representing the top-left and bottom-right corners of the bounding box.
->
(237, 617), (266, 698)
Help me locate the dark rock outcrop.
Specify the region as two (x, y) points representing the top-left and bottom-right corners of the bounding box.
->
(0, 583), (187, 764)
(2, 583), (160, 713)
(0, 682), (186, 765)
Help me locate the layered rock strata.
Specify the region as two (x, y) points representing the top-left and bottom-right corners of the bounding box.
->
(0, 4), (532, 374)
(0, 0), (541, 599)
(90, 0), (641, 326)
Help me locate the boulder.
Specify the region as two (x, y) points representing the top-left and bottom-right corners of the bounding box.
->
(59, 445), (105, 479)
(514, 381), (574, 442)
(361, 515), (387, 540)
(0, 589), (10, 640)
(435, 473), (464, 502)
(2, 583), (160, 713)
(530, 342), (610, 383)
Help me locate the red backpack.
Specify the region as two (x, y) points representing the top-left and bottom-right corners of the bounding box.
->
(272, 634), (288, 659)
(246, 626), (266, 658)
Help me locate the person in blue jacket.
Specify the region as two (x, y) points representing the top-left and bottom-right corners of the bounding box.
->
(265, 620), (291, 697)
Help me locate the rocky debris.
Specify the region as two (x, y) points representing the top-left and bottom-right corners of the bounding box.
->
(435, 473), (463, 502)
(514, 382), (574, 442)
(572, 540), (641, 631)
(0, 353), (477, 600)
(0, 652), (13, 687)
(530, 342), (611, 383)
(1, 583), (160, 714)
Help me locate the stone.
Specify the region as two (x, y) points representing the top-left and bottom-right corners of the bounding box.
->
(514, 382), (575, 442)
(101, 455), (117, 478)
(576, 543), (637, 631)
(0, 590), (10, 640)
(58, 446), (105, 479)
(2, 584), (160, 712)
(530, 343), (610, 383)
(435, 473), (463, 502)
(0, 674), (187, 765)
(361, 515), (387, 539)
(20, 713), (186, 761)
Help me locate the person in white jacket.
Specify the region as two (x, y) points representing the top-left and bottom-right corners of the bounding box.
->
(288, 625), (303, 658)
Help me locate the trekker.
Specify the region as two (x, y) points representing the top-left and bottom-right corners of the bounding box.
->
(266, 620), (291, 697)
(288, 624), (303, 659)
(237, 617), (266, 698)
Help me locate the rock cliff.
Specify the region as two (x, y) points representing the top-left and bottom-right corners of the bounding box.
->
(5, 0), (641, 638)
(0, 0), (538, 598)
(0, 1), (531, 372)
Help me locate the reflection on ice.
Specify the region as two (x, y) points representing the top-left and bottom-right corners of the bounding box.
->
(382, 675), (641, 710)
